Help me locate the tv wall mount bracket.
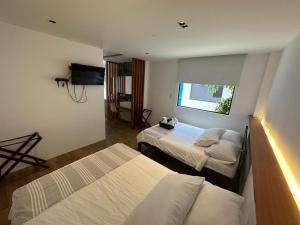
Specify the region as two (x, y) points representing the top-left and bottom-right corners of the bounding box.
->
(55, 78), (69, 87)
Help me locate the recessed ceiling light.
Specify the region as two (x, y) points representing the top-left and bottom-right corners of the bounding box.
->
(178, 21), (188, 28)
(48, 19), (56, 24)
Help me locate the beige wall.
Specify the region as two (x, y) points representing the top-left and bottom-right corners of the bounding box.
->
(264, 33), (300, 183)
(0, 22), (105, 171)
(147, 54), (270, 133)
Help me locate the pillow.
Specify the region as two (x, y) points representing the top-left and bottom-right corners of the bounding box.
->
(123, 174), (204, 225)
(204, 140), (240, 164)
(184, 182), (244, 225)
(194, 128), (225, 147)
(221, 130), (243, 148)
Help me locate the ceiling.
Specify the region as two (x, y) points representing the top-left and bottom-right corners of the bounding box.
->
(0, 0), (300, 60)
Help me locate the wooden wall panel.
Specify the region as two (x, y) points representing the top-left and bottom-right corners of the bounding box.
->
(249, 116), (299, 225)
(118, 76), (125, 94)
(106, 61), (117, 120)
(131, 58), (145, 128)
(105, 62), (126, 120)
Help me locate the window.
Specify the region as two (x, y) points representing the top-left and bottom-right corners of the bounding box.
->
(177, 83), (235, 115)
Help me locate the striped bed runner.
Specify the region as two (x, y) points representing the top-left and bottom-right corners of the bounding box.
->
(9, 143), (140, 225)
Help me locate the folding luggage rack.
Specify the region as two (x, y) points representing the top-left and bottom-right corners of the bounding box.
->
(0, 132), (49, 181)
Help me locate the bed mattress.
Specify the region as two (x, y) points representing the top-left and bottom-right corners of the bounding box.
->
(137, 123), (239, 178)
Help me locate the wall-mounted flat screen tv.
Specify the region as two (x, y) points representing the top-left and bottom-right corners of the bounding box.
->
(71, 63), (105, 85)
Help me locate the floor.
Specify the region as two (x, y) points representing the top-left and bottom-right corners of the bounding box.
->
(0, 120), (139, 225)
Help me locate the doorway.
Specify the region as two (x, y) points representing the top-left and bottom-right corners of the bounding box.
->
(104, 51), (147, 129)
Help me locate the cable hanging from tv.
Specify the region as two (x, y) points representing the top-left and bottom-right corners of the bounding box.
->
(67, 83), (88, 103)
(54, 63), (105, 104)
(55, 77), (87, 103)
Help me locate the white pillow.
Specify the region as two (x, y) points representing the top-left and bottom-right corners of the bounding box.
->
(204, 140), (240, 164)
(194, 128), (225, 147)
(184, 182), (244, 225)
(123, 174), (204, 225)
(221, 130), (243, 148)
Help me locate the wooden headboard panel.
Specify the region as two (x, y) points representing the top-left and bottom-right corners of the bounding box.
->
(249, 116), (299, 225)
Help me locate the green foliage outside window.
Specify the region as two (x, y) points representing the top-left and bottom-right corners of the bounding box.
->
(215, 97), (232, 114)
(205, 85), (234, 94)
(204, 85), (234, 114)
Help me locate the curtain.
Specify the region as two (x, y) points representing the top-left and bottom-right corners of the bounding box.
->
(178, 54), (246, 86)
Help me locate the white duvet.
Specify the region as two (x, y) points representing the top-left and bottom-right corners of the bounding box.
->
(24, 152), (245, 225)
(24, 155), (173, 225)
(138, 123), (208, 171)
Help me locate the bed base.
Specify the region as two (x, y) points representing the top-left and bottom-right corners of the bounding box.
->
(138, 126), (249, 194)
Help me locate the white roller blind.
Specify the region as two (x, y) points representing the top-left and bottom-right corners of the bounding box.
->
(178, 54), (246, 85)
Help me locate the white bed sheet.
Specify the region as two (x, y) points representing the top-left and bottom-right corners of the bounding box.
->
(137, 123), (239, 178)
(205, 156), (240, 178)
(158, 123), (208, 171)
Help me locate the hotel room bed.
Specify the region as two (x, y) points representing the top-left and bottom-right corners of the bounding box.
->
(137, 122), (247, 190)
(9, 143), (253, 225)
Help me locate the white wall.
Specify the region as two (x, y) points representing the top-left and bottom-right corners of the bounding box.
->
(147, 54), (270, 133)
(254, 51), (282, 120)
(0, 22), (105, 171)
(143, 61), (151, 109)
(147, 60), (178, 125)
(263, 33), (300, 181)
(125, 76), (132, 94)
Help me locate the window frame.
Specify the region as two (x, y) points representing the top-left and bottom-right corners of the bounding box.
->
(176, 82), (235, 115)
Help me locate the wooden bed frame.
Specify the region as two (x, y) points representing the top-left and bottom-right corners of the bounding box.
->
(138, 126), (249, 193)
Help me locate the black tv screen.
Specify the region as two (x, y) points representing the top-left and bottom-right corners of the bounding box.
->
(71, 63), (105, 85)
